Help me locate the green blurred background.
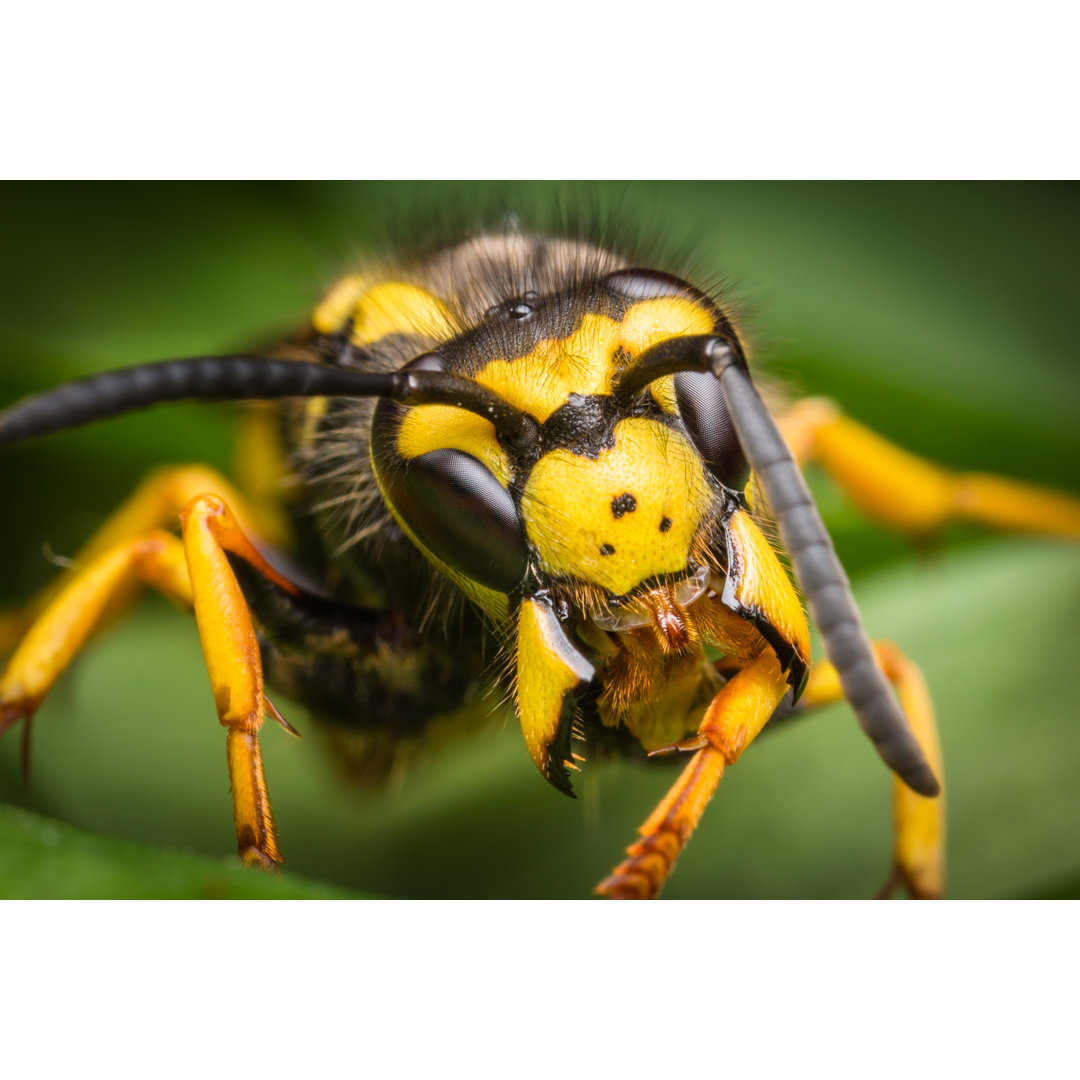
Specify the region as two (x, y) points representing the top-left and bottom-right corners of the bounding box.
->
(0, 182), (1077, 898)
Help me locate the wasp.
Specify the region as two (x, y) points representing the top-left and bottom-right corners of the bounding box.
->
(2, 223), (1079, 898)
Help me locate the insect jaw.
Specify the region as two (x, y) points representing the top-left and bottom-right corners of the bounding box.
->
(589, 564), (711, 653)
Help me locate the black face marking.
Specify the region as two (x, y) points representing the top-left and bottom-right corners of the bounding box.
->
(659, 516), (672, 533)
(599, 543), (616, 556)
(442, 272), (726, 375)
(610, 493), (637, 518)
(528, 394), (621, 465)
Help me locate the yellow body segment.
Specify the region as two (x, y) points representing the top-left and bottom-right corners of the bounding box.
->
(313, 279), (457, 344)
(524, 418), (712, 596)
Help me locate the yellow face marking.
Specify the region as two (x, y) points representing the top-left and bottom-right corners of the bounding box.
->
(475, 296), (717, 423)
(396, 406), (511, 487)
(476, 312), (621, 422)
(618, 297), (715, 354)
(649, 375), (678, 415)
(523, 418), (712, 596)
(312, 278), (456, 344)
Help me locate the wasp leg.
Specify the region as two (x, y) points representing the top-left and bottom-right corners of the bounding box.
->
(0, 611), (26, 658)
(778, 398), (1080, 539)
(0, 531), (192, 731)
(0, 492), (301, 869)
(596, 648), (790, 899)
(0, 463), (281, 657)
(800, 640), (944, 899)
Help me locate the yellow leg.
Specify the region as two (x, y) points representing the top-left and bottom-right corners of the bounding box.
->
(0, 490), (300, 869)
(0, 611), (32, 659)
(778, 398), (1080, 539)
(0, 464), (280, 658)
(595, 649), (791, 899)
(801, 640), (944, 899)
(58, 463), (269, 570)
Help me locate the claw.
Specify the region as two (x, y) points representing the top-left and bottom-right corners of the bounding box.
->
(647, 733), (709, 757)
(0, 696), (38, 787)
(0, 697), (34, 739)
(20, 712), (34, 788)
(875, 870), (900, 900)
(264, 695), (300, 738)
(240, 846), (281, 872)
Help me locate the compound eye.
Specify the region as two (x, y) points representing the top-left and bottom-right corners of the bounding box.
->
(402, 351), (446, 373)
(675, 369), (751, 493)
(601, 268), (704, 304)
(388, 448), (530, 594)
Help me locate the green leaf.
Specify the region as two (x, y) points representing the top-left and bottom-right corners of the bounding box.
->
(2, 183), (1077, 897)
(0, 805), (365, 899)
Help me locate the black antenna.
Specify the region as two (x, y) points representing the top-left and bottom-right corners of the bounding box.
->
(0, 355), (541, 451)
(620, 336), (941, 798)
(613, 334), (741, 400)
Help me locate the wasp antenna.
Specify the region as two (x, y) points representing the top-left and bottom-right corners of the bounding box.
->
(0, 356), (542, 451)
(0, 356), (343, 445)
(393, 367), (541, 451)
(716, 358), (941, 798)
(612, 334), (733, 401)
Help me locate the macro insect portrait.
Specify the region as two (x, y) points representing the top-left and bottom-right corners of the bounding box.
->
(1, 182), (1078, 899)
